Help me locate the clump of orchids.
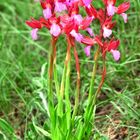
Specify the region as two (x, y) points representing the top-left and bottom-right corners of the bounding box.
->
(26, 0), (130, 139)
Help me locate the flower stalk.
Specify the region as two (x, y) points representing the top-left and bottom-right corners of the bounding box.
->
(57, 37), (72, 117)
(84, 46), (100, 121)
(47, 36), (58, 136)
(64, 36), (72, 130)
(77, 46), (100, 139)
(72, 45), (80, 120)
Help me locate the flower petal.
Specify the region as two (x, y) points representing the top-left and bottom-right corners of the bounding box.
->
(43, 8), (52, 19)
(50, 23), (61, 37)
(82, 36), (95, 46)
(73, 14), (83, 25)
(55, 2), (67, 12)
(70, 30), (83, 42)
(117, 2), (130, 14)
(110, 49), (120, 61)
(75, 33), (83, 42)
(82, 0), (92, 7)
(31, 28), (38, 40)
(84, 46), (91, 56)
(107, 4), (116, 16)
(103, 27), (112, 38)
(86, 28), (94, 37)
(120, 13), (128, 23)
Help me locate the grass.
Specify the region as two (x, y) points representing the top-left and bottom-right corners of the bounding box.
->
(0, 0), (140, 139)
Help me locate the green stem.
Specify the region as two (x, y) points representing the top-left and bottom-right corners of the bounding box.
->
(57, 38), (71, 117)
(60, 66), (66, 98)
(94, 59), (106, 98)
(48, 37), (56, 106)
(78, 46), (100, 140)
(65, 36), (72, 130)
(47, 36), (57, 137)
(88, 59), (106, 118)
(57, 67), (66, 116)
(54, 53), (60, 95)
(84, 58), (106, 139)
(84, 46), (100, 121)
(88, 47), (100, 105)
(88, 59), (106, 119)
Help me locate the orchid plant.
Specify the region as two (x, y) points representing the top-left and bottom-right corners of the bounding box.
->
(26, 0), (130, 139)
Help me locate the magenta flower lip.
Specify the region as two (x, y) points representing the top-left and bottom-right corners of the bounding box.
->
(43, 7), (52, 19)
(50, 23), (61, 37)
(31, 28), (38, 40)
(84, 46), (92, 56)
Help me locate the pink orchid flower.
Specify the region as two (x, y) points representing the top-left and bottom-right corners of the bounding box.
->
(103, 0), (130, 23)
(26, 18), (42, 40)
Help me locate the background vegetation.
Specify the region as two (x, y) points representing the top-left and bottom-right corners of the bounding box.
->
(0, 0), (140, 139)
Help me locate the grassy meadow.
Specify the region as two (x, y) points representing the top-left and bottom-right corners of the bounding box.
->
(0, 0), (140, 139)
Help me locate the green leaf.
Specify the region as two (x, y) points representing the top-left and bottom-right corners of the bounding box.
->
(33, 121), (51, 139)
(0, 132), (6, 140)
(0, 118), (14, 134)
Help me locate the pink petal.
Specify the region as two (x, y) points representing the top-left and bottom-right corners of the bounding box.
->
(70, 30), (83, 42)
(107, 4), (116, 16)
(120, 13), (128, 23)
(31, 28), (38, 40)
(75, 33), (83, 42)
(50, 23), (61, 37)
(66, 0), (78, 6)
(86, 28), (94, 37)
(103, 27), (112, 38)
(70, 30), (77, 37)
(110, 49), (120, 61)
(82, 0), (92, 7)
(73, 14), (83, 25)
(43, 8), (52, 19)
(84, 46), (91, 56)
(55, 2), (67, 12)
